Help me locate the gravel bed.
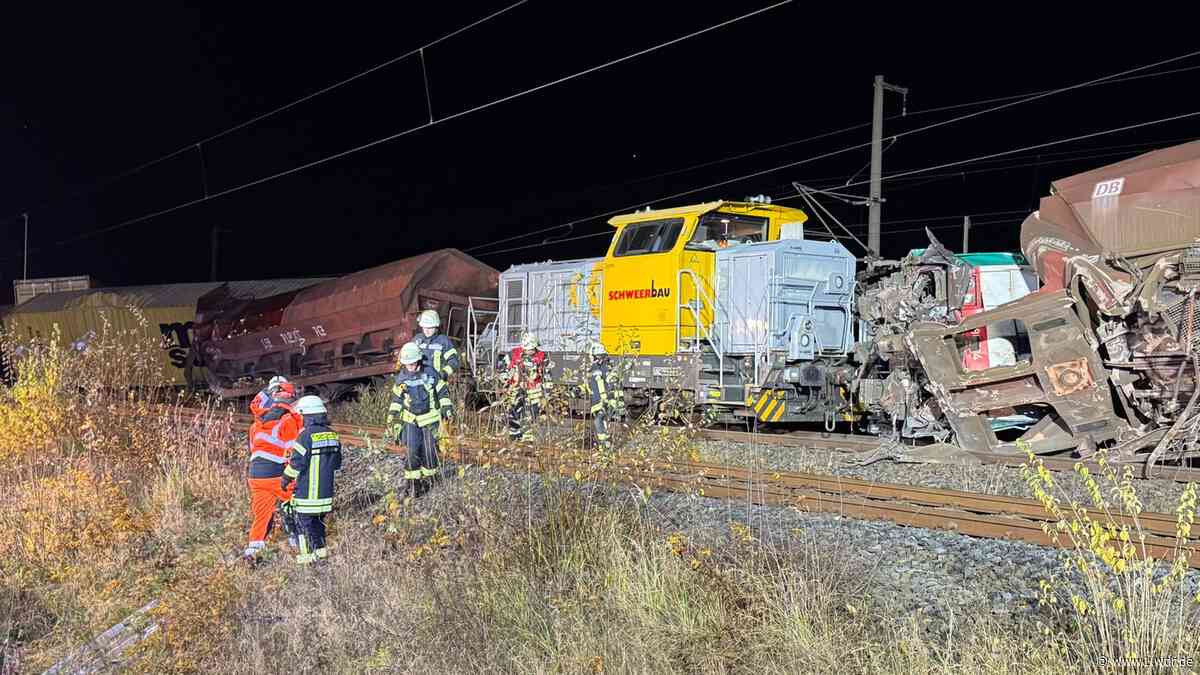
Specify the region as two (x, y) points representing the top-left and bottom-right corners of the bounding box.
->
(698, 439), (1194, 515)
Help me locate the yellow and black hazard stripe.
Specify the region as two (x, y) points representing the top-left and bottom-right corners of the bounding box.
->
(749, 389), (787, 423)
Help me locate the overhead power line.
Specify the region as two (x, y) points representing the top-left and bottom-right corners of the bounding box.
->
(479, 113), (1200, 260)
(0, 1), (530, 225)
(11, 1), (793, 260)
(834, 111), (1200, 192)
(556, 62), (1200, 200)
(465, 49), (1200, 254)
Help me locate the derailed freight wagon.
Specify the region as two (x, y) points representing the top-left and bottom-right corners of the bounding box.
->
(195, 249), (499, 398)
(854, 235), (1038, 437)
(1, 280), (322, 387)
(906, 140), (1200, 472)
(470, 199), (859, 424)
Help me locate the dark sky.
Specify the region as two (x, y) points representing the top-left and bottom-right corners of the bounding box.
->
(2, 2), (1197, 305)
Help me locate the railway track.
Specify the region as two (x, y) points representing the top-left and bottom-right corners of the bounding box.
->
(697, 426), (1200, 484)
(198, 407), (1200, 567)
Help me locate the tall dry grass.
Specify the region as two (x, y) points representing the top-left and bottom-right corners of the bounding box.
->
(0, 314), (248, 673)
(199, 469), (1082, 675)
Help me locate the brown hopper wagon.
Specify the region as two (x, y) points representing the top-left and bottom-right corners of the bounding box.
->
(193, 249), (499, 399)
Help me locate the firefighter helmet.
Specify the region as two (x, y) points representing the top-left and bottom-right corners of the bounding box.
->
(418, 310), (441, 328)
(589, 341), (606, 357)
(268, 375), (289, 390)
(294, 395), (327, 416)
(399, 342), (423, 365)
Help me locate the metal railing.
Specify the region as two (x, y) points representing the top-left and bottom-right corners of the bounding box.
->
(677, 268), (725, 395)
(466, 296), (499, 381)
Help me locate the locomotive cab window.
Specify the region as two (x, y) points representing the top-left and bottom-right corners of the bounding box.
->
(613, 218), (684, 257)
(687, 212), (768, 250)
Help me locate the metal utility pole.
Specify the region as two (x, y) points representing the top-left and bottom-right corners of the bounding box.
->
(868, 75), (908, 256)
(962, 215), (971, 254)
(22, 213), (28, 279)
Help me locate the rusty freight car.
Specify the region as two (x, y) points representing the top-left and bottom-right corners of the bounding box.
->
(193, 249), (499, 398)
(907, 140), (1200, 473)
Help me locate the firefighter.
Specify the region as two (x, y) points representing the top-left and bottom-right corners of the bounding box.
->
(580, 341), (624, 451)
(506, 332), (546, 442)
(250, 375), (289, 420)
(281, 395), (342, 565)
(386, 342), (453, 497)
(414, 309), (460, 381)
(243, 383), (302, 563)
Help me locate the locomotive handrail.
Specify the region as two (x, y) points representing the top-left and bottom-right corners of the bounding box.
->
(677, 268), (724, 396)
(466, 296), (499, 381)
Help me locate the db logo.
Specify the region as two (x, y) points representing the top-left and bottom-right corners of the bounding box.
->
(1091, 177), (1125, 199)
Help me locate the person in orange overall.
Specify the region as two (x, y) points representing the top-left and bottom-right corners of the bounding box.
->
(243, 383), (302, 563)
(247, 376), (290, 460)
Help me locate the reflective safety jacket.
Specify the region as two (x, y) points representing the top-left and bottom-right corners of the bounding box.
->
(386, 366), (452, 437)
(249, 404), (302, 478)
(506, 347), (546, 390)
(580, 359), (623, 415)
(415, 333), (460, 380)
(283, 416), (342, 514)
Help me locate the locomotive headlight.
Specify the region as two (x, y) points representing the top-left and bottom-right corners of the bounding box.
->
(783, 367), (802, 383)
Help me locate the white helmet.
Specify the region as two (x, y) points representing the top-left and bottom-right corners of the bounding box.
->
(268, 375), (289, 390)
(589, 341), (606, 357)
(399, 342), (423, 365)
(418, 310), (441, 329)
(294, 395), (327, 416)
(521, 333), (539, 350)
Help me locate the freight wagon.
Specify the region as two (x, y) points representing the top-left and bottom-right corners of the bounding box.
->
(1, 279), (323, 387)
(194, 249), (499, 399)
(907, 140), (1200, 469)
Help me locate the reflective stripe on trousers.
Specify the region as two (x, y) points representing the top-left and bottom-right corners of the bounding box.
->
(247, 477), (294, 554)
(403, 422), (440, 479)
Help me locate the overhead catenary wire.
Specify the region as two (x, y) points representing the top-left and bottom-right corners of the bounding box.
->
(479, 111), (1200, 260)
(0, 1), (531, 225)
(546, 62), (1200, 202)
(482, 133), (1199, 259)
(741, 135), (1200, 201)
(11, 1), (793, 259)
(474, 229), (616, 257)
(851, 138), (1200, 187)
(465, 49), (1200, 255)
(830, 110), (1200, 193)
(475, 211), (1026, 260)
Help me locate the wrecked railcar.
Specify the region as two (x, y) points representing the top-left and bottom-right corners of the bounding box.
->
(908, 141), (1200, 471)
(854, 235), (1037, 438)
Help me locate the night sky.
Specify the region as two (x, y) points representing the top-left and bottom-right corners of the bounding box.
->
(2, 2), (1197, 305)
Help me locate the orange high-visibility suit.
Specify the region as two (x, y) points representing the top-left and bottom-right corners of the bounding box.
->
(244, 403), (302, 558)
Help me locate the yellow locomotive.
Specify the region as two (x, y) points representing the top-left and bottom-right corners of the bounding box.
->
(469, 197), (858, 424)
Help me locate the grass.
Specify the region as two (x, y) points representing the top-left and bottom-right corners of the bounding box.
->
(2, 323), (1199, 673)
